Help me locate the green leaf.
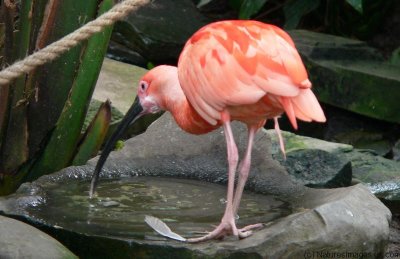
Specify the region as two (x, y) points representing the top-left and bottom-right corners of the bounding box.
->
(147, 62), (155, 70)
(390, 47), (400, 67)
(82, 99), (123, 133)
(115, 140), (125, 151)
(0, 173), (26, 196)
(239, 0), (268, 19)
(27, 1), (100, 158)
(346, 0), (363, 14)
(27, 0), (114, 181)
(0, 0), (33, 172)
(72, 100), (111, 166)
(284, 0), (320, 30)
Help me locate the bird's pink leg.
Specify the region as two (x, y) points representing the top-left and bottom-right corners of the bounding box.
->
(274, 117), (286, 159)
(232, 125), (257, 214)
(188, 112), (240, 243)
(232, 125), (263, 237)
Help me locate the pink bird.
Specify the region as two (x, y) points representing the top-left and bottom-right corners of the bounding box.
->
(90, 20), (326, 242)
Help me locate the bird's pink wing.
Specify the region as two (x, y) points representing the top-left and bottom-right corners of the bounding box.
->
(178, 21), (315, 125)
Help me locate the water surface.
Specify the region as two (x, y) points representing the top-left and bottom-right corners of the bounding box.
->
(27, 177), (291, 240)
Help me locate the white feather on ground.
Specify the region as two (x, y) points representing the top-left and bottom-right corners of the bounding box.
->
(145, 215), (187, 242)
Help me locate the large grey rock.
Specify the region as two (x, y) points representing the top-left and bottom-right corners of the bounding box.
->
(290, 30), (400, 124)
(0, 215), (77, 259)
(394, 139), (400, 161)
(320, 108), (396, 157)
(273, 146), (352, 188)
(93, 58), (147, 114)
(0, 114), (391, 258)
(267, 130), (400, 200)
(267, 130), (352, 188)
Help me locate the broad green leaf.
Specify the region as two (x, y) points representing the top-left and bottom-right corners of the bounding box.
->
(346, 0), (363, 14)
(0, 17), (10, 143)
(239, 0), (268, 19)
(0, 0), (32, 172)
(82, 99), (123, 133)
(0, 0), (49, 194)
(27, 0), (49, 52)
(0, 173), (26, 196)
(284, 0), (320, 30)
(27, 1), (99, 158)
(27, 0), (114, 181)
(72, 101), (111, 166)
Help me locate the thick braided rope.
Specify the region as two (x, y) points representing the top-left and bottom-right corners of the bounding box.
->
(0, 0), (150, 86)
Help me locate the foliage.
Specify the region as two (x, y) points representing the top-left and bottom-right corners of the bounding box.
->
(0, 1), (115, 195)
(72, 101), (111, 166)
(230, 0), (269, 20)
(346, 0), (363, 13)
(225, 0), (393, 40)
(390, 47), (400, 67)
(283, 0), (320, 30)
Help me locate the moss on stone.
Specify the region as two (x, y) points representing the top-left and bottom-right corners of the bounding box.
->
(291, 30), (400, 123)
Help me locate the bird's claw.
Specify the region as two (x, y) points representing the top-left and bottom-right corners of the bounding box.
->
(239, 223), (264, 232)
(187, 222), (263, 243)
(238, 230), (252, 238)
(237, 223), (264, 238)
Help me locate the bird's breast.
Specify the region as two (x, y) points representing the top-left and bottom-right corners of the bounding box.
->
(170, 92), (284, 134)
(226, 94), (284, 125)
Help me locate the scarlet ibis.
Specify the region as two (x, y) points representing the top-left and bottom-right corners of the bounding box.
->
(90, 20), (326, 242)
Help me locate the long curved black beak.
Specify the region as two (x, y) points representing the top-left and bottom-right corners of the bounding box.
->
(89, 96), (143, 198)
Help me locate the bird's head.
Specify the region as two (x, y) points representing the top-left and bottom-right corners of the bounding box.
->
(137, 65), (179, 114)
(89, 65), (179, 197)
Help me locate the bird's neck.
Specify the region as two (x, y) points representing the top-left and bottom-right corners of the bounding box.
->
(162, 77), (219, 135)
(169, 98), (219, 135)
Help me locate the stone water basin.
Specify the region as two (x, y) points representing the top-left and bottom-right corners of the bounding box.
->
(0, 114), (392, 258)
(25, 177), (290, 241)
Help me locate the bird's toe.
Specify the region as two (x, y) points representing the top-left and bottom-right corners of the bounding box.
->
(238, 230), (252, 239)
(239, 223), (264, 232)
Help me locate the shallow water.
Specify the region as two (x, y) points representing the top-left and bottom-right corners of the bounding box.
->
(26, 177), (291, 240)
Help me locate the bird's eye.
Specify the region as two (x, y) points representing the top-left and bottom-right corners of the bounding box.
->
(140, 81), (148, 91)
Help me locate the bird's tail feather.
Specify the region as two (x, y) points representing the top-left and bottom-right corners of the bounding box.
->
(281, 89), (326, 130)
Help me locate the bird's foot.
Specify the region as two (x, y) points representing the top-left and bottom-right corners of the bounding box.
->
(187, 221), (263, 243)
(238, 223), (264, 236)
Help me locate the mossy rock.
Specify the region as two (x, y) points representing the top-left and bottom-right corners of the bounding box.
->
(266, 130), (352, 188)
(290, 30), (400, 124)
(267, 129), (400, 200)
